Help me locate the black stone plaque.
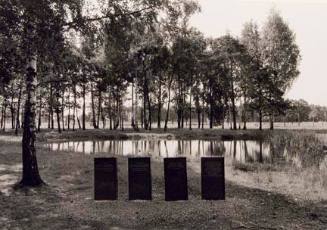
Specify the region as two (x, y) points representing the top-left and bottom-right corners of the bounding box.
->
(164, 157), (188, 201)
(201, 157), (225, 200)
(94, 158), (117, 200)
(128, 157), (152, 200)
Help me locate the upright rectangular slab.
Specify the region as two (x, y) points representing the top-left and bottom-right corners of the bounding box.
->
(201, 157), (225, 200)
(94, 158), (117, 200)
(164, 157), (188, 201)
(128, 157), (152, 200)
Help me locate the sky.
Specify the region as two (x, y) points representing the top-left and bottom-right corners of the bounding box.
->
(189, 0), (327, 106)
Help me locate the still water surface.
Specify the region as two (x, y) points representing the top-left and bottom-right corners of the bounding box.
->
(46, 139), (327, 200)
(46, 139), (273, 162)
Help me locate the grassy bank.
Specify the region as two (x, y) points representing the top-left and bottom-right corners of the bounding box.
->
(0, 128), (304, 142)
(1, 142), (327, 229)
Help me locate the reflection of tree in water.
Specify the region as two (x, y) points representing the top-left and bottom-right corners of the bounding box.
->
(207, 141), (225, 156)
(49, 136), (326, 170)
(270, 132), (326, 169)
(164, 141), (169, 156)
(224, 140), (266, 163)
(225, 134), (325, 170)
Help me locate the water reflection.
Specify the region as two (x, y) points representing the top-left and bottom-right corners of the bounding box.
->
(46, 138), (327, 200)
(47, 139), (227, 158)
(46, 139), (322, 167)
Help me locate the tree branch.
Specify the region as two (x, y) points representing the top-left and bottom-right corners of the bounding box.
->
(63, 5), (155, 29)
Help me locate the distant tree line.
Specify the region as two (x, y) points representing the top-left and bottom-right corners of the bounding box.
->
(282, 99), (327, 123)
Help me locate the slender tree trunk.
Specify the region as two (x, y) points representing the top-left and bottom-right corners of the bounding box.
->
(134, 82), (139, 129)
(189, 87), (192, 130)
(140, 109), (144, 129)
(114, 98), (119, 130)
(91, 83), (97, 129)
(67, 90), (70, 130)
(229, 105), (232, 129)
(121, 100), (124, 131)
(15, 82), (23, 135)
(243, 96), (247, 130)
(177, 101), (181, 129)
(61, 92), (65, 131)
(230, 62), (237, 130)
(108, 88), (112, 130)
(1, 104), (4, 130)
(48, 84), (52, 129)
(56, 98), (61, 133)
(77, 116), (81, 129)
(101, 109), (105, 129)
(259, 109), (262, 130)
(0, 103), (3, 130)
(142, 62), (149, 130)
(222, 105), (225, 129)
(20, 55), (44, 186)
(164, 77), (172, 131)
(177, 76), (181, 129)
(196, 94), (201, 129)
(54, 83), (61, 133)
(147, 94), (152, 130)
(97, 90), (102, 129)
(231, 85), (237, 130)
(109, 115), (112, 130)
(73, 86), (77, 131)
(209, 87), (213, 129)
(197, 108), (201, 129)
(143, 96), (147, 130)
(202, 96), (205, 129)
(270, 113), (274, 130)
(2, 102), (7, 131)
(163, 95), (170, 131)
(157, 82), (162, 129)
(47, 101), (51, 130)
(50, 85), (54, 129)
(177, 86), (183, 129)
(131, 78), (135, 128)
(10, 83), (15, 129)
(181, 92), (185, 129)
(143, 74), (150, 130)
(37, 92), (42, 132)
(51, 109), (54, 129)
(82, 84), (86, 130)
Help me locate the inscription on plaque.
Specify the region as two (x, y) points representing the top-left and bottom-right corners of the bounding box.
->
(94, 158), (117, 200)
(164, 157), (188, 201)
(201, 157), (225, 200)
(128, 157), (152, 200)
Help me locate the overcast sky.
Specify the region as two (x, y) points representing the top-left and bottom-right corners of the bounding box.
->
(189, 0), (327, 106)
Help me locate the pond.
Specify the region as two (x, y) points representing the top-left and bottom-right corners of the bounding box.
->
(45, 139), (327, 201)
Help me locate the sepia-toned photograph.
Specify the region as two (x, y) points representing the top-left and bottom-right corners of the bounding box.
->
(0, 0), (326, 229)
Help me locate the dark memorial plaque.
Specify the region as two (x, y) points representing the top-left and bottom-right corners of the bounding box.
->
(201, 157), (225, 200)
(164, 157), (188, 201)
(94, 158), (117, 200)
(128, 157), (152, 200)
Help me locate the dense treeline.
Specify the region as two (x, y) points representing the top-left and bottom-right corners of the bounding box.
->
(284, 99), (327, 123)
(0, 1), (302, 185)
(0, 6), (301, 133)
